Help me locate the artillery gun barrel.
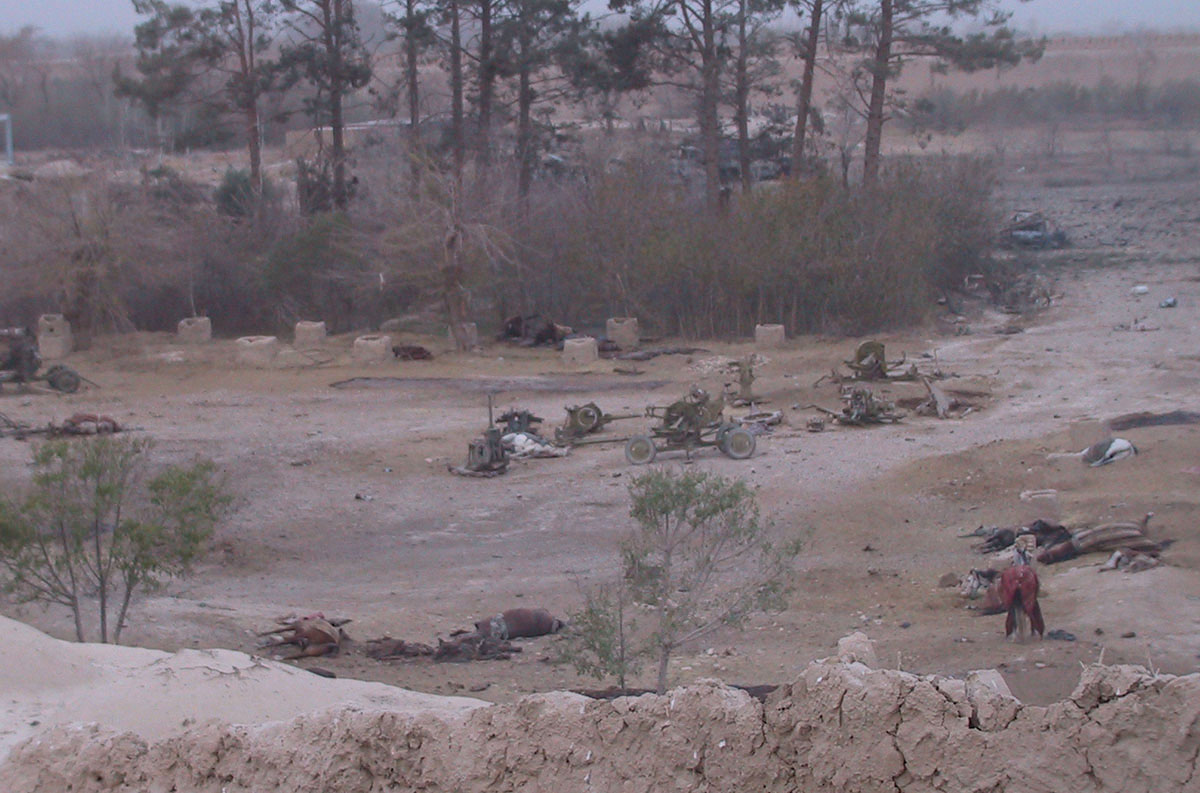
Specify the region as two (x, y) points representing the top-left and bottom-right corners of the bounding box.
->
(566, 434), (633, 447)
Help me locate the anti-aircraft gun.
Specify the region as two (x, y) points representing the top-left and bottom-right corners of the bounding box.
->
(0, 327), (82, 393)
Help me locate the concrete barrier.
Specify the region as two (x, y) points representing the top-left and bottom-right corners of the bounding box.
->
(37, 314), (72, 360)
(294, 321), (327, 349)
(448, 322), (479, 350)
(562, 336), (598, 366)
(177, 317), (212, 344)
(235, 336), (279, 367)
(754, 324), (786, 349)
(353, 334), (393, 364)
(606, 317), (639, 350)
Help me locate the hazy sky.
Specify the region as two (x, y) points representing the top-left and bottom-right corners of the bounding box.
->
(2, 0), (1199, 39)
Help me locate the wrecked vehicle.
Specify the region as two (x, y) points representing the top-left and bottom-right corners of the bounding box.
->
(0, 328), (82, 393)
(1000, 210), (1068, 249)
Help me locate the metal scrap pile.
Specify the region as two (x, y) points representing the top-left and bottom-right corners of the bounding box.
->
(837, 341), (917, 383)
(962, 513), (1163, 567)
(835, 386), (903, 426)
(497, 408), (570, 458)
(1, 412), (124, 440)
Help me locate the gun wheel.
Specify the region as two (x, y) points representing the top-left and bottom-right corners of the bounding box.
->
(722, 427), (756, 459)
(576, 403), (602, 432)
(625, 435), (657, 465)
(46, 365), (81, 394)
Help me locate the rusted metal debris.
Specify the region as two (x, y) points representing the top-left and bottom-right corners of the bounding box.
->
(0, 328), (85, 393)
(808, 386), (903, 426)
(450, 395), (509, 477)
(1000, 210), (1068, 249)
(846, 341), (916, 382)
(1, 412), (127, 440)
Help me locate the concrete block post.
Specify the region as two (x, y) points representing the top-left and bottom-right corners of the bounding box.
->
(562, 336), (599, 366)
(606, 317), (639, 350)
(37, 314), (73, 360)
(448, 322), (479, 351)
(754, 324), (786, 350)
(177, 316), (212, 344)
(353, 334), (393, 364)
(235, 336), (279, 367)
(294, 321), (327, 349)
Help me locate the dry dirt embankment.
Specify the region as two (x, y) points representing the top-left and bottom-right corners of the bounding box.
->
(1, 620), (1196, 793)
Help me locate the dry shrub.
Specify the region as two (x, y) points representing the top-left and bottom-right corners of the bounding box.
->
(486, 154), (997, 337)
(0, 170), (290, 338)
(0, 173), (198, 341)
(0, 147), (997, 342)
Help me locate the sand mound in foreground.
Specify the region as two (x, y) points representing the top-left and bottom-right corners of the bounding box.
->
(2, 615), (1198, 793)
(0, 616), (486, 765)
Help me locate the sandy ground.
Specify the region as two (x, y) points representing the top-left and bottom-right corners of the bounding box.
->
(0, 144), (1198, 731)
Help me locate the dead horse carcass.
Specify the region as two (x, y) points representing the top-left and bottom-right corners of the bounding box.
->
(475, 607), (565, 640)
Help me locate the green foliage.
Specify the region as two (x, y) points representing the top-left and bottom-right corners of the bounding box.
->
(622, 468), (797, 692)
(295, 157), (335, 215)
(215, 168), (256, 217)
(560, 581), (642, 690)
(277, 0), (372, 104)
(0, 437), (230, 643)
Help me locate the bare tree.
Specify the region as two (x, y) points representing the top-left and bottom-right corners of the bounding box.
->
(611, 0), (739, 205)
(730, 0), (783, 191)
(847, 0), (1040, 183)
(279, 0), (373, 209)
(496, 0), (589, 201)
(0, 27), (41, 112)
(381, 0), (436, 194)
(789, 0), (855, 175)
(119, 1), (281, 190)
